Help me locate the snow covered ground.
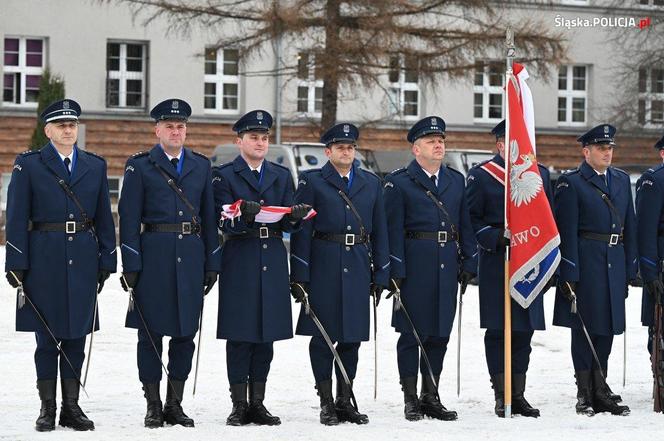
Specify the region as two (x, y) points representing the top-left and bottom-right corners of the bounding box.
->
(0, 247), (661, 440)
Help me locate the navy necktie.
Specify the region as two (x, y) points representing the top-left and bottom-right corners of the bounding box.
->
(63, 157), (71, 176)
(252, 169), (260, 182)
(342, 176), (349, 188)
(431, 174), (437, 187)
(170, 158), (179, 169)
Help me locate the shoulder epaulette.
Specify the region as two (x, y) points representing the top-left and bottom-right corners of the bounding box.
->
(131, 151), (149, 158)
(82, 150), (106, 162)
(611, 167), (629, 177)
(360, 168), (381, 181)
(192, 150), (209, 160)
(20, 150), (39, 157)
(388, 167), (406, 176)
(650, 163), (664, 174)
(562, 167), (580, 176)
(445, 165), (464, 178)
(472, 159), (492, 169)
(301, 168), (321, 175)
(268, 160), (291, 173)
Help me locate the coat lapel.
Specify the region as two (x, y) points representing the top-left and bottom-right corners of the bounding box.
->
(407, 160), (438, 194)
(347, 164), (367, 198)
(178, 148), (196, 183)
(69, 147), (89, 187)
(580, 161), (609, 194)
(40, 143), (69, 182)
(322, 161), (348, 193)
(232, 155), (260, 192)
(260, 161), (279, 195)
(149, 145), (179, 180)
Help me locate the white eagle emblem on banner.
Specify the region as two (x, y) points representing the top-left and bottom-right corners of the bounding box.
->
(509, 139), (542, 207)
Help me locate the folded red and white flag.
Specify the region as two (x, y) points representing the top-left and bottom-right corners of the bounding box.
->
(221, 199), (316, 224)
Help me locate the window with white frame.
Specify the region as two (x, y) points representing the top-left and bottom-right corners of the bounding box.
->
(3, 37), (45, 106)
(387, 55), (419, 119)
(296, 52), (323, 117)
(106, 41), (147, 109)
(557, 65), (587, 126)
(639, 0), (664, 6)
(108, 176), (122, 204)
(473, 62), (504, 122)
(204, 48), (240, 113)
(638, 67), (664, 127)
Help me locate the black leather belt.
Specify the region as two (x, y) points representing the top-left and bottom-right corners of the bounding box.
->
(405, 230), (457, 243)
(313, 231), (368, 246)
(30, 221), (92, 233)
(223, 227), (282, 241)
(580, 231), (623, 246)
(144, 222), (201, 235)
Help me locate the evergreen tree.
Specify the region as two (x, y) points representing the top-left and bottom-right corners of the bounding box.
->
(30, 69), (65, 150)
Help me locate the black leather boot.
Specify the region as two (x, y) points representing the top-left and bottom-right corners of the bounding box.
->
(142, 383), (164, 428)
(247, 382), (281, 425)
(512, 373), (540, 417)
(603, 368), (622, 402)
(591, 370), (629, 416)
(400, 377), (423, 421)
(226, 383), (249, 426)
(163, 379), (194, 427)
(420, 375), (457, 421)
(316, 380), (339, 426)
(575, 370), (594, 416)
(35, 379), (56, 432)
(59, 378), (94, 431)
(335, 380), (369, 424)
(491, 374), (505, 418)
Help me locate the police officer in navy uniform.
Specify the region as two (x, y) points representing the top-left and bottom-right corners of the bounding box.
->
(465, 119), (551, 418)
(5, 99), (116, 431)
(119, 99), (220, 428)
(553, 124), (636, 416)
(213, 110), (309, 426)
(635, 134), (664, 366)
(290, 123), (390, 426)
(383, 116), (476, 422)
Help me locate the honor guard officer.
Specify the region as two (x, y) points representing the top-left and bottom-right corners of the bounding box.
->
(553, 124), (636, 416)
(466, 119), (551, 418)
(290, 123), (390, 426)
(119, 99), (220, 428)
(213, 110), (309, 426)
(5, 99), (117, 431)
(635, 134), (664, 358)
(383, 116), (477, 422)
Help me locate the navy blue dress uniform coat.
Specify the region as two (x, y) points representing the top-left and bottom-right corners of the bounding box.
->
(466, 154), (552, 331)
(119, 145), (220, 337)
(384, 160), (477, 337)
(213, 155), (297, 343)
(5, 143), (117, 339)
(290, 161), (390, 343)
(635, 164), (664, 326)
(553, 161), (638, 335)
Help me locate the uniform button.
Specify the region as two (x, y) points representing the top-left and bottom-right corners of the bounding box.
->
(442, 222), (446, 227)
(343, 268), (349, 273)
(440, 264), (445, 269)
(346, 246), (350, 251)
(69, 214), (74, 219)
(260, 200), (265, 205)
(346, 205), (350, 210)
(612, 223), (615, 228)
(179, 211), (184, 216)
(263, 244), (268, 249)
(177, 257), (182, 263)
(68, 259), (73, 265)
(346, 225), (352, 231)
(440, 243), (444, 248)
(608, 263), (612, 268)
(178, 234), (183, 239)
(263, 266), (268, 271)
(68, 236), (73, 242)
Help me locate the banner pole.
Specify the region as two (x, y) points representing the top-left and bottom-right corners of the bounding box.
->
(504, 26), (515, 419)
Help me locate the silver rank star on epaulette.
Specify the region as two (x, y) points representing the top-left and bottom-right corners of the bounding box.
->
(556, 181), (569, 189)
(13, 164), (22, 172)
(384, 181), (393, 188)
(125, 165), (135, 174)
